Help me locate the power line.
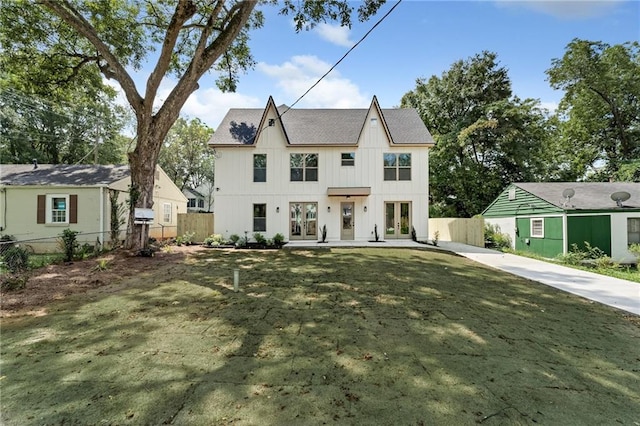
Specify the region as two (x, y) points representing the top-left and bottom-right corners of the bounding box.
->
(279, 0), (403, 118)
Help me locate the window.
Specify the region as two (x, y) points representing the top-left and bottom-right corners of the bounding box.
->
(253, 203), (266, 232)
(530, 218), (544, 238)
(254, 154), (266, 182)
(341, 152), (355, 166)
(51, 196), (67, 223)
(628, 218), (640, 245)
(38, 194), (77, 225)
(187, 198), (196, 208)
(290, 154), (318, 182)
(383, 153), (411, 181)
(198, 199), (205, 209)
(370, 117), (377, 127)
(163, 203), (172, 223)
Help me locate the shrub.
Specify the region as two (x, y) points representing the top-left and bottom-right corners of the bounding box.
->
(629, 243), (640, 262)
(373, 224), (379, 242)
(204, 234), (224, 247)
(1, 274), (28, 291)
(321, 225), (327, 243)
(273, 233), (285, 247)
(1, 245), (30, 273)
(253, 232), (266, 245)
(411, 226), (417, 242)
(594, 256), (618, 269)
(229, 234), (240, 244)
(58, 229), (79, 262)
(181, 232), (196, 245)
(485, 223), (511, 250)
(432, 230), (439, 247)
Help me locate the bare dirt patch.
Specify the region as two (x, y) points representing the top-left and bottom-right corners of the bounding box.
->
(0, 245), (197, 317)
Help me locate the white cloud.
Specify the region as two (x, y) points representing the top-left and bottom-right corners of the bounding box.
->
(495, 0), (624, 19)
(257, 55), (370, 108)
(314, 23), (353, 47)
(540, 101), (559, 115)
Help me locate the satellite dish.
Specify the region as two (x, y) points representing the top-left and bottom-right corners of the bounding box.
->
(610, 191), (631, 207)
(561, 188), (575, 207)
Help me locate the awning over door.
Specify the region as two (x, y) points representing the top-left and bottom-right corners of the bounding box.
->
(327, 186), (371, 197)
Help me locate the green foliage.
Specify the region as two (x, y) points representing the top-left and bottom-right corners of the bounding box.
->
(272, 233), (285, 247)
(629, 243), (640, 260)
(547, 39), (640, 180)
(321, 225), (327, 243)
(158, 117), (215, 192)
(93, 259), (109, 272)
(253, 233), (267, 245)
(374, 224), (379, 242)
(1, 245), (30, 273)
(0, 234), (16, 255)
(557, 242), (608, 266)
(229, 234), (241, 244)
(58, 229), (79, 262)
(432, 230), (439, 247)
(402, 51), (557, 217)
(484, 223), (511, 250)
(109, 189), (127, 249)
(204, 234), (225, 247)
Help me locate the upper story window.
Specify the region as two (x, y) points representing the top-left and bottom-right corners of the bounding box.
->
(628, 218), (640, 246)
(383, 153), (411, 181)
(254, 154), (266, 182)
(290, 153), (318, 182)
(198, 199), (205, 209)
(341, 152), (355, 166)
(187, 198), (196, 208)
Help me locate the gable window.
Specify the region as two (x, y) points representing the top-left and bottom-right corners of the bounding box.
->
(628, 218), (640, 245)
(290, 154), (318, 182)
(37, 194), (78, 225)
(253, 203), (266, 232)
(530, 218), (544, 238)
(370, 117), (377, 127)
(163, 203), (172, 223)
(341, 152), (355, 166)
(254, 154), (266, 182)
(187, 198), (196, 208)
(383, 153), (411, 181)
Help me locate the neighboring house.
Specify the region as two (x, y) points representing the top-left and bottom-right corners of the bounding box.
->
(183, 186), (214, 213)
(209, 96), (435, 242)
(483, 182), (640, 263)
(0, 163), (187, 252)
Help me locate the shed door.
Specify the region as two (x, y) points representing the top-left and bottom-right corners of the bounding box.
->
(567, 215), (611, 256)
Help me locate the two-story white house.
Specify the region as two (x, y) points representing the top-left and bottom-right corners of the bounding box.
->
(209, 96), (435, 243)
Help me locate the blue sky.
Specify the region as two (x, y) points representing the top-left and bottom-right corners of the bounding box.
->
(120, 0), (639, 130)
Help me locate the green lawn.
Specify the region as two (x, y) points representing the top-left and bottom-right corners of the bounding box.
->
(1, 247), (639, 425)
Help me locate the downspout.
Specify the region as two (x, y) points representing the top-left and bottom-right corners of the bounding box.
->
(562, 211), (568, 255)
(99, 186), (104, 246)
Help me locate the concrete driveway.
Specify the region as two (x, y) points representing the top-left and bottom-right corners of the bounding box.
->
(438, 241), (640, 316)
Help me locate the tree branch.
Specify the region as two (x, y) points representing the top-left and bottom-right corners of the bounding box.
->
(38, 0), (143, 115)
(146, 0), (197, 104)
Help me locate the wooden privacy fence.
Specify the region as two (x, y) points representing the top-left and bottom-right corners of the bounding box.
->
(428, 217), (484, 247)
(177, 213), (214, 242)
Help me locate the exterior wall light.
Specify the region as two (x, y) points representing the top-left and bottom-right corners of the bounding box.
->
(364, 206), (367, 212)
(327, 206), (331, 212)
(276, 206), (280, 213)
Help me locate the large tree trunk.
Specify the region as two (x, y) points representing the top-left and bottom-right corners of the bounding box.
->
(125, 120), (170, 251)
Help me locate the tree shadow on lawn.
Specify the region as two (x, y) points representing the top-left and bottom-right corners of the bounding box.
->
(1, 247), (639, 425)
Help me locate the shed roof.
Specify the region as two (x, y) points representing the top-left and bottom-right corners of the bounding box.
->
(0, 164), (130, 186)
(514, 182), (640, 210)
(209, 96), (434, 146)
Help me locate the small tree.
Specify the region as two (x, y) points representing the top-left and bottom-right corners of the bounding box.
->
(59, 229), (79, 262)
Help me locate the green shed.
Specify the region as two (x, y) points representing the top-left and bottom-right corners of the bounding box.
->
(482, 182), (640, 263)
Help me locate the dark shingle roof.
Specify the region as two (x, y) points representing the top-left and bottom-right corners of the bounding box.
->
(515, 182), (640, 210)
(0, 164), (130, 186)
(209, 97), (434, 146)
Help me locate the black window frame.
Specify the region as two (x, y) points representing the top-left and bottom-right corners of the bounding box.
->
(290, 153), (318, 182)
(253, 203), (267, 232)
(253, 154), (267, 183)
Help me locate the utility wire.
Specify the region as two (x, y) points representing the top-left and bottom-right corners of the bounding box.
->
(279, 0), (403, 118)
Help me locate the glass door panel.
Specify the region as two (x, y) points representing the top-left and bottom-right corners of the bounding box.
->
(400, 202), (410, 236)
(385, 202), (412, 239)
(290, 202), (317, 240)
(305, 203), (317, 237)
(341, 202), (354, 240)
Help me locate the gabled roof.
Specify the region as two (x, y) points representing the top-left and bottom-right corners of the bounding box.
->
(183, 187), (205, 198)
(514, 182), (640, 210)
(0, 164), (130, 186)
(209, 96), (435, 147)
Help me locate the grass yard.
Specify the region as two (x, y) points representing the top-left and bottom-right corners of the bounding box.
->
(1, 246), (639, 425)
